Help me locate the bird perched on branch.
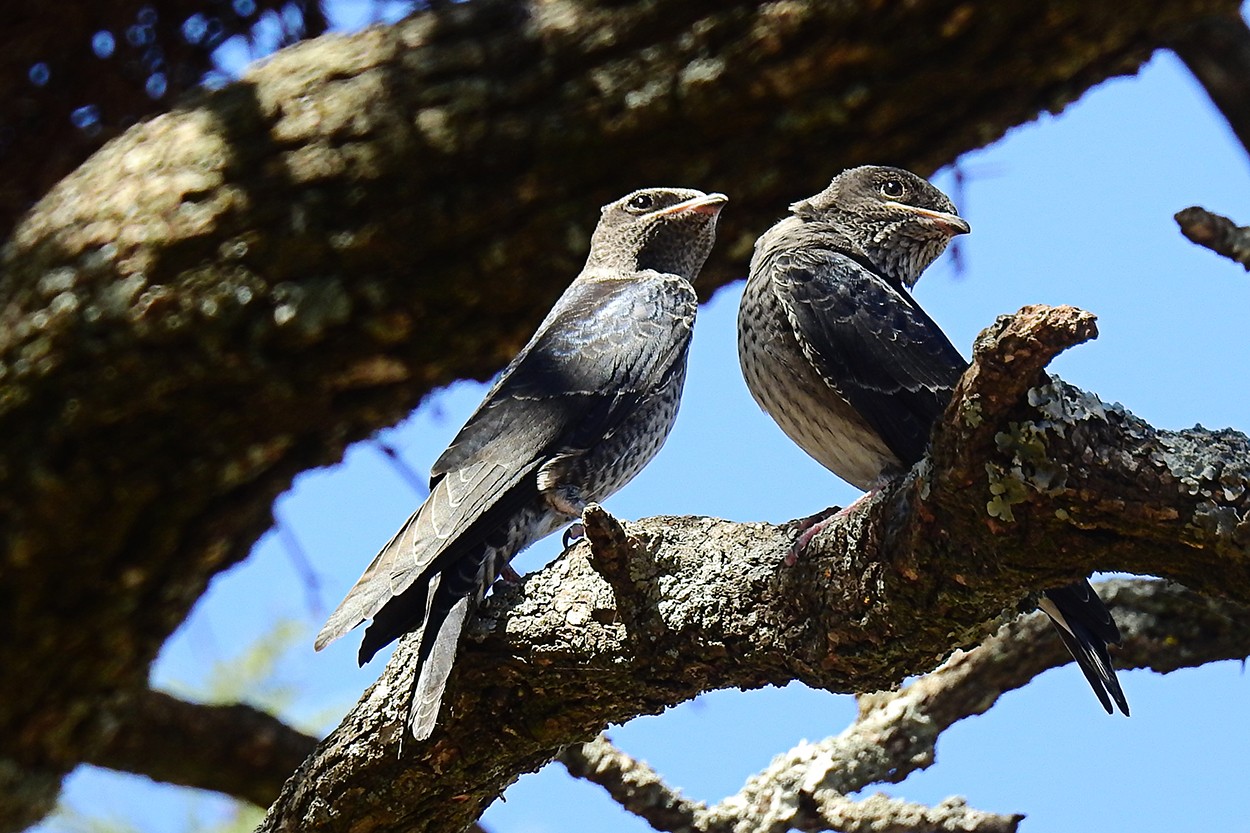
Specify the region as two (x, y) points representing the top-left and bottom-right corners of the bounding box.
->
(737, 165), (1128, 715)
(317, 187), (727, 739)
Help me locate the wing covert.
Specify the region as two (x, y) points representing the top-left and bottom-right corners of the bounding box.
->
(769, 246), (967, 465)
(432, 272), (697, 476)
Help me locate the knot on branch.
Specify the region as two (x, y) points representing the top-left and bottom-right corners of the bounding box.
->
(969, 304), (1098, 393)
(922, 304), (1098, 515)
(938, 305), (1097, 456)
(580, 504), (664, 643)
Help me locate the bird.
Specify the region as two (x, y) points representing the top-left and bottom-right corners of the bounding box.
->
(737, 164), (1129, 715)
(317, 187), (728, 739)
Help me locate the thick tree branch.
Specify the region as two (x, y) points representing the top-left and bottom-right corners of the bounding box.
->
(1175, 205), (1250, 269)
(81, 688), (318, 808)
(0, 0), (327, 237)
(1, 0), (1243, 827)
(1171, 13), (1250, 159)
(563, 579), (1248, 833)
(257, 307), (1250, 832)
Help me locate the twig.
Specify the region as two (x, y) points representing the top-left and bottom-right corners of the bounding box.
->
(1175, 206), (1250, 270)
(559, 735), (707, 831)
(373, 440), (431, 498)
(83, 688), (318, 807)
(809, 794), (1022, 833)
(274, 510), (324, 619)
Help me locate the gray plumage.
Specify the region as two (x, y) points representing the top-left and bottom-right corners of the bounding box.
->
(317, 187), (727, 739)
(738, 164), (1128, 716)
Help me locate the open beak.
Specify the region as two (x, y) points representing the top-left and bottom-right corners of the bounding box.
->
(888, 202), (971, 237)
(657, 192), (729, 217)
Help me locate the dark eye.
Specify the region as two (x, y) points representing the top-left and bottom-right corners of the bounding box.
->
(880, 179), (905, 199)
(627, 193), (655, 211)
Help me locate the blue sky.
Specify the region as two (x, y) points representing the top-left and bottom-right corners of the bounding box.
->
(39, 8), (1250, 833)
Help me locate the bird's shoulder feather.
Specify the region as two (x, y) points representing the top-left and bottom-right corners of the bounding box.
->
(759, 236), (967, 465)
(431, 270), (696, 476)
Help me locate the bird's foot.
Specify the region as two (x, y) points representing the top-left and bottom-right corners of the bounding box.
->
(562, 522), (586, 550)
(499, 563), (523, 584)
(785, 490), (877, 565)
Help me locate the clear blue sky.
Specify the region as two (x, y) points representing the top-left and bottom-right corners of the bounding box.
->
(39, 6), (1250, 833)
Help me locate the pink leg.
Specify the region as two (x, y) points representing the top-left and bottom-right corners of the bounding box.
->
(785, 488), (879, 566)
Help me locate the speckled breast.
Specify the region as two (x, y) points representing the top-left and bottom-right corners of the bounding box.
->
(737, 275), (899, 492)
(575, 359), (688, 502)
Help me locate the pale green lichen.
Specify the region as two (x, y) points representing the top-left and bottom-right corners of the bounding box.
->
(984, 378), (1126, 519)
(959, 394), (983, 428)
(985, 462), (1028, 522)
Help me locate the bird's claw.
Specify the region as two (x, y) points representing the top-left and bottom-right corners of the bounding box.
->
(562, 522), (586, 550)
(785, 493), (877, 565)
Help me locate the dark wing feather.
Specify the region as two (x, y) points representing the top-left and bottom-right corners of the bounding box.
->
(432, 272), (696, 476)
(771, 245), (967, 466)
(314, 456), (537, 653)
(315, 271), (696, 652)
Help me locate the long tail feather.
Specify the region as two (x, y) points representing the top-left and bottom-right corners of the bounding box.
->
(407, 593), (472, 740)
(1039, 583), (1130, 716)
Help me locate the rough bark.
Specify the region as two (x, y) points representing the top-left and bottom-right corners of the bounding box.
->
(256, 306), (1250, 833)
(555, 578), (1249, 833)
(1176, 205), (1250, 268)
(0, 0), (1244, 829)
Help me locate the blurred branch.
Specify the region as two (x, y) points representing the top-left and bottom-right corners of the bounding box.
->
(559, 736), (706, 831)
(84, 688), (318, 807)
(372, 439), (431, 499)
(1172, 14), (1250, 160)
(275, 509), (325, 619)
(564, 579), (1249, 833)
(0, 0), (327, 237)
(1175, 205), (1250, 269)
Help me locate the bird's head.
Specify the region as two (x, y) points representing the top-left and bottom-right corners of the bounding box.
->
(791, 166), (969, 288)
(588, 187), (728, 281)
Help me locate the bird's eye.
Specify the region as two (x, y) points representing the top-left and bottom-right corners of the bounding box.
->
(880, 179), (905, 199)
(627, 193), (655, 211)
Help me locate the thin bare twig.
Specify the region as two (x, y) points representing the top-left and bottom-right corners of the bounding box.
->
(274, 509), (324, 619)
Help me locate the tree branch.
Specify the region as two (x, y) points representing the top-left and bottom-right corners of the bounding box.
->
(561, 579), (1248, 833)
(81, 688), (318, 808)
(559, 735), (707, 832)
(1171, 13), (1250, 159)
(1175, 205), (1250, 269)
(2, 0), (1244, 827)
(806, 794), (1021, 833)
(255, 306), (1250, 832)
